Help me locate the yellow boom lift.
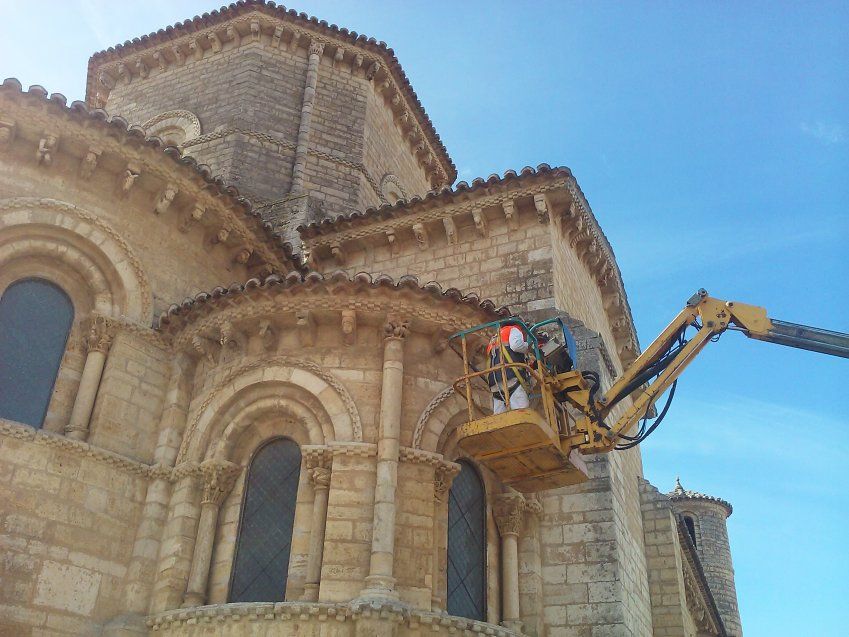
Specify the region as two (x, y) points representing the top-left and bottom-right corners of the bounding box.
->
(449, 289), (849, 492)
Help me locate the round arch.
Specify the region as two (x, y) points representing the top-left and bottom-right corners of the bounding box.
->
(0, 198), (153, 323)
(413, 385), (487, 452)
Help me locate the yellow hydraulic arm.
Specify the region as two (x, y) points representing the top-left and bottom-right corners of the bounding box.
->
(560, 289), (849, 453)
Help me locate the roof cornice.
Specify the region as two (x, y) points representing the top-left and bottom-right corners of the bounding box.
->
(85, 0), (456, 186)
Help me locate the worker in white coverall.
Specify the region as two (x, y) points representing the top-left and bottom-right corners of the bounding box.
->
(486, 323), (532, 414)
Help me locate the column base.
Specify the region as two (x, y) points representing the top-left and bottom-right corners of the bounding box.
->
(301, 582), (320, 601)
(500, 619), (523, 634)
(358, 574), (398, 601)
(65, 427), (87, 441)
(182, 591), (205, 608)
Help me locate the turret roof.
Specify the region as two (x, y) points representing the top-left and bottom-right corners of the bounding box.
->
(669, 477), (733, 516)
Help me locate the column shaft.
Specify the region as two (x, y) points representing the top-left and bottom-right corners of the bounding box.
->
(66, 348), (107, 440)
(183, 501), (219, 607)
(501, 533), (521, 627)
(290, 42), (324, 194)
(302, 467), (331, 601)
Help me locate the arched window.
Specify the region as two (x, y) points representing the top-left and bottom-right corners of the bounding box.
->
(0, 278), (74, 428)
(684, 515), (698, 547)
(229, 437), (301, 602)
(447, 460), (487, 621)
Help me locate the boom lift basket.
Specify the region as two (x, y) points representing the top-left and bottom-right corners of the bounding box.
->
(449, 318), (589, 492)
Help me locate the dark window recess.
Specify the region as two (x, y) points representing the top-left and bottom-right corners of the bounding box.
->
(447, 460), (487, 621)
(0, 278), (74, 428)
(229, 438), (301, 603)
(684, 515), (698, 546)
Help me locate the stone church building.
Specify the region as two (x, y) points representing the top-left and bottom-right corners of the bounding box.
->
(0, 2), (742, 636)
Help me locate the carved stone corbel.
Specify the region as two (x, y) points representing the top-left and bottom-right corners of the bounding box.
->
(412, 222), (429, 250)
(79, 146), (101, 179)
(226, 25), (241, 48)
(533, 193), (549, 223)
(154, 183), (178, 214)
(117, 63), (131, 85)
(353, 53), (363, 71)
(190, 37), (204, 61)
(341, 309), (357, 346)
(191, 333), (217, 363)
(443, 216), (458, 245)
(179, 203), (205, 233)
(503, 200), (518, 230)
(207, 31), (222, 53)
(97, 71), (115, 90)
(120, 163), (141, 198)
(172, 45), (186, 66)
(0, 120), (15, 147)
(272, 26), (284, 48)
(210, 227), (230, 245)
(330, 242), (346, 265)
(472, 208), (487, 237)
(231, 247), (252, 268)
(36, 134), (58, 166)
(135, 60), (148, 79)
(431, 328), (451, 354)
(250, 20), (261, 42)
(333, 47), (345, 68)
(153, 51), (166, 71)
(366, 61), (380, 81)
(385, 229), (397, 254)
(296, 310), (316, 347)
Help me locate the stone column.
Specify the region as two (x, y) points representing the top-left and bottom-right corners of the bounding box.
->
(431, 462), (460, 612)
(290, 41), (324, 196)
(182, 460), (240, 607)
(302, 463), (332, 601)
(361, 317), (408, 598)
(66, 315), (112, 440)
(494, 492), (525, 633)
(154, 352), (196, 466)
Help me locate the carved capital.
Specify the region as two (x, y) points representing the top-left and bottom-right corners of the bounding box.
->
(309, 41), (325, 58)
(199, 460), (241, 506)
(493, 493), (525, 537)
(83, 315), (113, 354)
(383, 316), (409, 340)
(309, 466), (332, 490)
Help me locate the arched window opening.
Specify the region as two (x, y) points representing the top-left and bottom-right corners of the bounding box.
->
(0, 278), (74, 428)
(447, 460), (487, 621)
(229, 437), (301, 602)
(684, 515), (698, 547)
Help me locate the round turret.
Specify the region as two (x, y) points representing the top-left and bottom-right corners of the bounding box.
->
(669, 478), (742, 637)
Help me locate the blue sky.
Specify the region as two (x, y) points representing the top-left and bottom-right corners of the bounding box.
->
(1, 1), (847, 634)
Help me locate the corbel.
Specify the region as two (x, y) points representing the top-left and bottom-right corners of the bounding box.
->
(0, 120), (16, 147)
(117, 63), (131, 84)
(120, 163), (141, 198)
(208, 31), (223, 53)
(172, 45), (186, 66)
(341, 309), (357, 346)
(135, 59), (148, 79)
(190, 37), (204, 61)
(79, 146), (101, 179)
(296, 310), (316, 347)
(397, 111), (411, 128)
(385, 229), (397, 254)
(154, 183), (178, 214)
(288, 32), (301, 52)
(443, 216), (458, 245)
(330, 241), (346, 265)
(272, 27), (284, 48)
(602, 290), (622, 314)
(250, 20), (261, 42)
(231, 246), (252, 268)
(380, 78), (392, 94)
(153, 51), (166, 71)
(218, 320), (243, 352)
(97, 72), (115, 90)
(533, 193), (549, 223)
(366, 61), (380, 81)
(191, 333), (217, 363)
(226, 25), (241, 48)
(333, 47), (344, 69)
(353, 53), (364, 72)
(179, 203), (205, 233)
(412, 222), (429, 250)
(391, 92), (401, 107)
(502, 200), (518, 230)
(431, 328), (451, 354)
(210, 226), (230, 245)
(472, 208), (487, 237)
(36, 133), (58, 167)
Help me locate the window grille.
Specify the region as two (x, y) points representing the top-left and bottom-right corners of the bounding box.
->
(447, 460), (487, 621)
(0, 278), (73, 427)
(229, 437), (301, 602)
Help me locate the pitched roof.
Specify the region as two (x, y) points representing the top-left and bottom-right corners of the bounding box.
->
(85, 0), (456, 184)
(0, 77), (301, 268)
(670, 478), (733, 516)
